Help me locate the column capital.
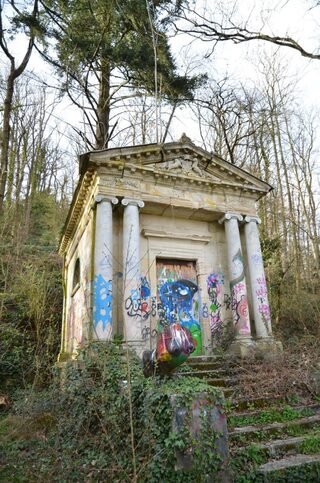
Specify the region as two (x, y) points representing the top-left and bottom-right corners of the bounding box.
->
(219, 212), (243, 224)
(95, 195), (118, 205)
(244, 215), (261, 224)
(122, 198), (145, 209)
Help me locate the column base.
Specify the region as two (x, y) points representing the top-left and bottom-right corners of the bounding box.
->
(123, 339), (147, 358)
(255, 337), (283, 354)
(229, 336), (255, 357)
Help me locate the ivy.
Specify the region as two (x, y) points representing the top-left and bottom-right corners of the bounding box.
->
(1, 342), (227, 482)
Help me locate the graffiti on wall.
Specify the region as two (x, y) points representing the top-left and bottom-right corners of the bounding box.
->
(206, 272), (225, 335)
(124, 276), (156, 320)
(230, 249), (250, 335)
(93, 274), (113, 335)
(67, 225), (93, 352)
(68, 289), (85, 350)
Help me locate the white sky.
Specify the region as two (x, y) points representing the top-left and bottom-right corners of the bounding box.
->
(169, 0), (320, 143)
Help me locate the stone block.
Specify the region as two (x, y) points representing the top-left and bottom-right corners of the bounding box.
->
(171, 391), (231, 481)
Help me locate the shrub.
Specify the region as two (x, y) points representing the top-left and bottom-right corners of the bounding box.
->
(1, 342), (226, 482)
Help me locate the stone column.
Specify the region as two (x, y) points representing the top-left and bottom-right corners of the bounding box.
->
(93, 195), (118, 340)
(219, 213), (253, 354)
(244, 216), (272, 339)
(122, 198), (145, 350)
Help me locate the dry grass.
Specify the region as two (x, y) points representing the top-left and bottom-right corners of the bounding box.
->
(234, 337), (320, 403)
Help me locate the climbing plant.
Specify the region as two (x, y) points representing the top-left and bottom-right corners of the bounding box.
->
(0, 341), (226, 482)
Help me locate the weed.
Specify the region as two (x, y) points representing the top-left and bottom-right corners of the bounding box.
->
(299, 434), (320, 454)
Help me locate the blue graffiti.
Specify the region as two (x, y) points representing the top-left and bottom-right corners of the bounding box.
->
(159, 279), (199, 329)
(93, 275), (112, 330)
(140, 276), (151, 298)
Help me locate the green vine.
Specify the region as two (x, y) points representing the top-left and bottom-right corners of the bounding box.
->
(1, 342), (227, 482)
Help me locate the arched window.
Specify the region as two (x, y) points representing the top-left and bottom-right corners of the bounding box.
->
(72, 258), (80, 293)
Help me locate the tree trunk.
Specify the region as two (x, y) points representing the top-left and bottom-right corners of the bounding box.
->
(0, 70), (15, 213)
(95, 59), (110, 149)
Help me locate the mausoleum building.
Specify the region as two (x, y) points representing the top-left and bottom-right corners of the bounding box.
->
(58, 135), (279, 361)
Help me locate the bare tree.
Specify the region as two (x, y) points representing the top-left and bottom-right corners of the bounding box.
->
(173, 2), (320, 61)
(0, 0), (43, 213)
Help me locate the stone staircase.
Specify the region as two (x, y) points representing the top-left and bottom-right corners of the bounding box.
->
(176, 354), (320, 482)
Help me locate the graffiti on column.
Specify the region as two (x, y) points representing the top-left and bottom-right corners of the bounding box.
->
(230, 249), (250, 335)
(223, 293), (231, 310)
(207, 272), (225, 336)
(202, 302), (209, 319)
(251, 253), (263, 265)
(256, 275), (271, 325)
(93, 274), (113, 335)
(150, 296), (157, 317)
(140, 276), (151, 319)
(125, 275), (155, 320)
(141, 326), (158, 340)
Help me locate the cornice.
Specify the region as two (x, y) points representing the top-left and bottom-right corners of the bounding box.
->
(59, 169), (97, 255)
(98, 162), (266, 196)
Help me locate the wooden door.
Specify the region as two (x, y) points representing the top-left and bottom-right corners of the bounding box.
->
(156, 259), (202, 355)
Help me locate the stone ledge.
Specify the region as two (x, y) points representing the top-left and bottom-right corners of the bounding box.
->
(141, 228), (212, 243)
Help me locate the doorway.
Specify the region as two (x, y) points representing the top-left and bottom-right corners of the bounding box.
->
(156, 259), (202, 355)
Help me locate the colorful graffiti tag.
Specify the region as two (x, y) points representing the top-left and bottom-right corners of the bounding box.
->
(125, 276), (156, 320)
(230, 249), (250, 335)
(207, 272), (225, 336)
(93, 275), (112, 335)
(256, 275), (271, 325)
(156, 261), (202, 356)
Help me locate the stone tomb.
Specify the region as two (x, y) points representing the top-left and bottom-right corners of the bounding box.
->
(58, 136), (280, 361)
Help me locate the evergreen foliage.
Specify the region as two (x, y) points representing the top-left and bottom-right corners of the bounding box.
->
(41, 0), (205, 147)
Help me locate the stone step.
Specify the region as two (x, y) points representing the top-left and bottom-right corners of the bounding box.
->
(228, 395), (286, 411)
(189, 355), (228, 363)
(229, 413), (320, 443)
(175, 374), (236, 388)
(175, 369), (229, 379)
(187, 362), (229, 371)
(206, 377), (237, 388)
(230, 403), (320, 420)
(233, 432), (320, 461)
(257, 435), (310, 457)
(257, 453), (320, 479)
(188, 357), (239, 369)
(229, 404), (318, 425)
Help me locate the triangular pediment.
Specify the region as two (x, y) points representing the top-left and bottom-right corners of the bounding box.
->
(147, 157), (221, 182)
(81, 137), (272, 194)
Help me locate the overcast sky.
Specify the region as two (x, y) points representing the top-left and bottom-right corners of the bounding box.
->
(1, 0), (320, 150)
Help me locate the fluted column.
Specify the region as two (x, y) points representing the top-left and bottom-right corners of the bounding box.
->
(93, 195), (118, 340)
(244, 216), (272, 338)
(122, 198), (145, 347)
(219, 213), (252, 344)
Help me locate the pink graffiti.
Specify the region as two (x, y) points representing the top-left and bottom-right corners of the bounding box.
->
(231, 291), (250, 335)
(256, 285), (268, 297)
(257, 276), (267, 285)
(232, 282), (246, 295)
(207, 272), (224, 336)
(259, 303), (271, 320)
(237, 297), (248, 319)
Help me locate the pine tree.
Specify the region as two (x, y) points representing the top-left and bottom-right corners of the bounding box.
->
(41, 0), (204, 148)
